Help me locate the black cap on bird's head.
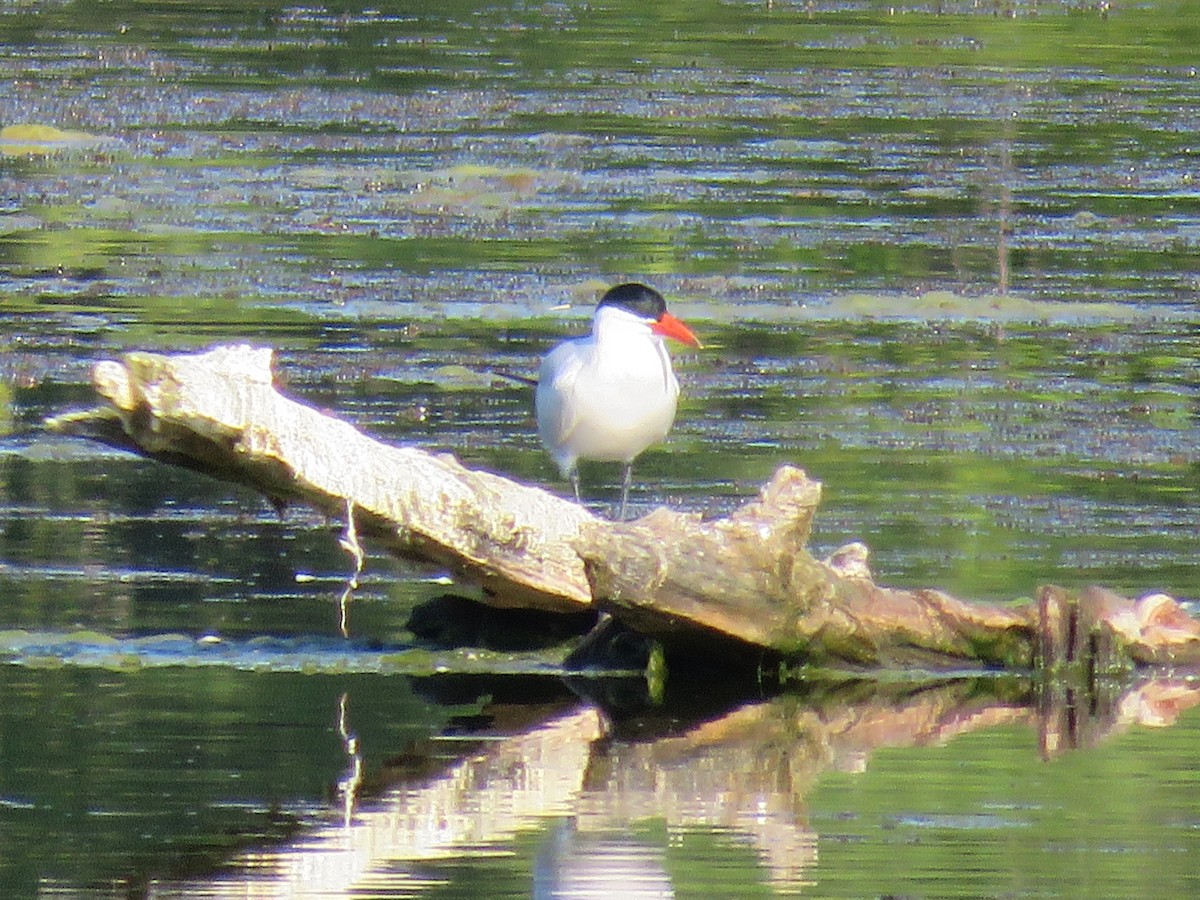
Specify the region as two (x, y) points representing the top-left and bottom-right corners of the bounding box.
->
(597, 282), (667, 321)
(596, 282), (701, 348)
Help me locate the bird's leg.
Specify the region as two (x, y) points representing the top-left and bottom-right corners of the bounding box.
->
(569, 468), (581, 503)
(618, 461), (633, 521)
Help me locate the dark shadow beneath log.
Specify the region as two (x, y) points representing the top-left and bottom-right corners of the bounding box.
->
(408, 594), (598, 652)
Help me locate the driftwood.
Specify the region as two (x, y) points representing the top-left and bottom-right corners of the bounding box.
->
(47, 344), (1200, 674)
(52, 344), (596, 613)
(579, 488), (1032, 669)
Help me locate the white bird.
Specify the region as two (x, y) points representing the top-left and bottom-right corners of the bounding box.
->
(536, 283), (701, 519)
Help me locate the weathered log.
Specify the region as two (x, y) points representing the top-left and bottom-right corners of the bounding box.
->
(577, 479), (1036, 669)
(46, 344), (1200, 673)
(50, 344), (596, 613)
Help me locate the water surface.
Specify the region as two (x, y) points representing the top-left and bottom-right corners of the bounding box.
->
(2, 0), (1199, 896)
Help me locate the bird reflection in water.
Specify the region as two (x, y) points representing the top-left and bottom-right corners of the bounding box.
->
(534, 819), (675, 899)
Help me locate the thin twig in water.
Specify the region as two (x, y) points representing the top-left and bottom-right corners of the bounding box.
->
(338, 498), (364, 588)
(337, 583), (353, 638)
(337, 498), (365, 637)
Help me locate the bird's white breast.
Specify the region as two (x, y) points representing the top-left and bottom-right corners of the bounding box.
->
(536, 316), (681, 473)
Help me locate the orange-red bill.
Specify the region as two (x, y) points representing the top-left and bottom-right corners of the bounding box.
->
(651, 311), (703, 348)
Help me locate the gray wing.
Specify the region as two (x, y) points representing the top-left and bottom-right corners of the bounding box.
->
(535, 341), (585, 472)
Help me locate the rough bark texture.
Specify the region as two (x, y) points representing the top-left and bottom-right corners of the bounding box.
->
(577, 474), (1035, 669)
(51, 344), (596, 612)
(47, 344), (1200, 673)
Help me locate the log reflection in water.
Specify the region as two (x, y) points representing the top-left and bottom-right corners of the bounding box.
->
(1040, 676), (1200, 758)
(534, 822), (675, 899)
(155, 677), (1200, 897)
(184, 706), (605, 898)
(575, 679), (1029, 892)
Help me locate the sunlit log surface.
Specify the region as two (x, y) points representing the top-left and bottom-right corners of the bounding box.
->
(148, 678), (1200, 897)
(48, 344), (1200, 671)
(578, 479), (1034, 667)
(50, 344), (596, 613)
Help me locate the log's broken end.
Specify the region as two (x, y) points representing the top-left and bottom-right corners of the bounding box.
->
(53, 343), (601, 615)
(92, 360), (136, 410)
(574, 467), (832, 654)
(726, 464), (822, 548)
(92, 344), (273, 409)
(1037, 584), (1200, 674)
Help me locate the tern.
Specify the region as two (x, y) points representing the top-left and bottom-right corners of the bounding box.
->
(536, 282), (701, 519)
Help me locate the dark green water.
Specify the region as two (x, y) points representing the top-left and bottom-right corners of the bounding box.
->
(2, 0), (1200, 896)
